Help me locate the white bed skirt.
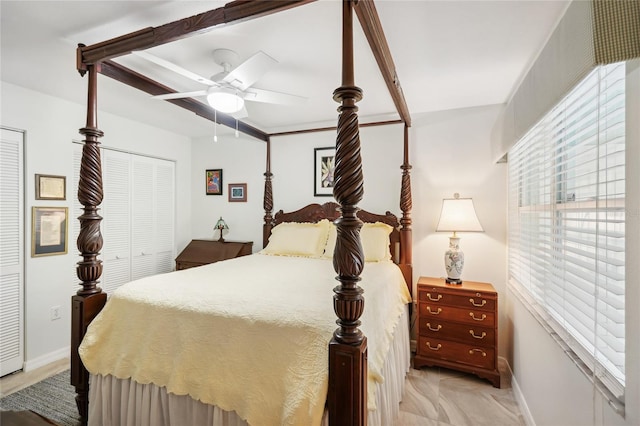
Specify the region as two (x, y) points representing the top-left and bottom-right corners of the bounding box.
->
(88, 306), (410, 426)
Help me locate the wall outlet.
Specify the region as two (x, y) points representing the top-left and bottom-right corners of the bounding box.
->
(50, 305), (61, 321)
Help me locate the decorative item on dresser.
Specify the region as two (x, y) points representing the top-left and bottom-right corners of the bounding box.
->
(435, 193), (483, 284)
(175, 239), (252, 270)
(214, 216), (229, 241)
(413, 276), (500, 388)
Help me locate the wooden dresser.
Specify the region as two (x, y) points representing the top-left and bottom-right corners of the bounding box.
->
(413, 276), (500, 387)
(175, 239), (253, 270)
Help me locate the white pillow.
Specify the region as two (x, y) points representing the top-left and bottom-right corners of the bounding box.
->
(322, 224), (337, 259)
(323, 221), (393, 262)
(261, 219), (331, 257)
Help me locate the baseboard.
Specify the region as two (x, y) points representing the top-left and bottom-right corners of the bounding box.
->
(23, 347), (70, 372)
(503, 358), (536, 426)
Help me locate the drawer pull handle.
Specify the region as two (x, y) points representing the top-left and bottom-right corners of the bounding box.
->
(426, 342), (442, 351)
(469, 348), (487, 357)
(427, 293), (442, 301)
(469, 298), (487, 307)
(469, 330), (487, 339)
(469, 312), (487, 321)
(426, 323), (442, 332)
(427, 307), (442, 315)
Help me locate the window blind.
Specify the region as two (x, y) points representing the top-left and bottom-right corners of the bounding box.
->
(508, 62), (625, 402)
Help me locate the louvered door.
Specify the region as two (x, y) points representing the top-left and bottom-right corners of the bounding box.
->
(154, 162), (175, 275)
(131, 157), (155, 280)
(72, 145), (175, 294)
(101, 150), (132, 293)
(0, 128), (24, 376)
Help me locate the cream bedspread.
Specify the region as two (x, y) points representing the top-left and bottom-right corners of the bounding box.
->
(79, 254), (411, 426)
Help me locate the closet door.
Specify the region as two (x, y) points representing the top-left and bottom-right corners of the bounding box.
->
(154, 161), (175, 274)
(131, 157), (155, 280)
(101, 150), (132, 293)
(0, 128), (24, 376)
(130, 155), (175, 280)
(71, 147), (175, 292)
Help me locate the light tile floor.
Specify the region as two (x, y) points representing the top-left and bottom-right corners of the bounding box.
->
(400, 360), (526, 426)
(1, 357), (525, 426)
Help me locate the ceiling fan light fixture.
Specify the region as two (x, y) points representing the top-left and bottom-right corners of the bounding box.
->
(207, 87), (244, 113)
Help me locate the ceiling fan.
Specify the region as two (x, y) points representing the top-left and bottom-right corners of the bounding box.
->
(133, 48), (306, 115)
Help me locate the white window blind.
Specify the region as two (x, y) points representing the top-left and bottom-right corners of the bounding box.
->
(508, 63), (625, 402)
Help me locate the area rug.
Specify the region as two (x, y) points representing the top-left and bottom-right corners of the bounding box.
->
(0, 370), (80, 426)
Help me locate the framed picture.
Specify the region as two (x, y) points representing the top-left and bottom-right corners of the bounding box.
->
(228, 183), (247, 202)
(314, 147), (336, 196)
(206, 169), (223, 195)
(32, 207), (68, 257)
(35, 174), (66, 200)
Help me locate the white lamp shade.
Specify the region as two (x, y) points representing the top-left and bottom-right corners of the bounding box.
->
(436, 198), (483, 232)
(207, 87), (245, 113)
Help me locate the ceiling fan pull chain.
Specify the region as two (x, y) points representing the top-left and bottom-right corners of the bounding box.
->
(214, 109), (218, 143)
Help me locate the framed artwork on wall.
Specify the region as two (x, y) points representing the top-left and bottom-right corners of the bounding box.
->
(32, 206), (68, 257)
(206, 169), (223, 195)
(314, 147), (336, 197)
(228, 183), (247, 202)
(35, 174), (66, 200)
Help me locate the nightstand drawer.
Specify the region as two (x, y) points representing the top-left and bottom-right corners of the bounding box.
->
(418, 289), (496, 312)
(419, 303), (495, 326)
(418, 318), (495, 346)
(417, 336), (496, 370)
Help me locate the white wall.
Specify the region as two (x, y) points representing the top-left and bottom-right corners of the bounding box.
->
(411, 105), (509, 355)
(190, 133), (267, 250)
(1, 81), (192, 369)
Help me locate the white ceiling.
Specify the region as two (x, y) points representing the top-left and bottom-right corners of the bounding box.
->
(1, 0), (569, 139)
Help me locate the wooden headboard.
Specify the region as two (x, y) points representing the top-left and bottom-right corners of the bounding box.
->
(271, 202), (409, 291)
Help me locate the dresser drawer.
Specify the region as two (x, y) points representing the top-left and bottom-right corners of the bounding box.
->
(417, 336), (496, 370)
(418, 318), (496, 346)
(418, 289), (496, 312)
(419, 303), (495, 326)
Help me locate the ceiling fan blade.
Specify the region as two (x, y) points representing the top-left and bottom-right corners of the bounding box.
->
(223, 51), (278, 91)
(243, 87), (307, 106)
(230, 105), (249, 120)
(132, 51), (218, 86)
(152, 90), (207, 100)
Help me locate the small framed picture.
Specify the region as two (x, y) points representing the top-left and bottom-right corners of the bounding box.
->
(314, 147), (335, 197)
(35, 174), (66, 200)
(228, 183), (247, 202)
(32, 207), (68, 257)
(206, 169), (223, 195)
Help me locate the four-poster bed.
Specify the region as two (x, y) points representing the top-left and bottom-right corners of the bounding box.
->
(72, 1), (414, 425)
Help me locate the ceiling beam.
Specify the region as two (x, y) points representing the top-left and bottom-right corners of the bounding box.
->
(77, 0), (315, 68)
(100, 60), (270, 142)
(354, 0), (412, 127)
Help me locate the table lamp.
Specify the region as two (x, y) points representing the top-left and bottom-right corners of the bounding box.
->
(435, 193), (483, 284)
(215, 217), (229, 242)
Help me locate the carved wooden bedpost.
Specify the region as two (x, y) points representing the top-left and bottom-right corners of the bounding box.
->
(329, 1), (367, 424)
(263, 137), (274, 248)
(399, 123), (413, 294)
(71, 56), (107, 426)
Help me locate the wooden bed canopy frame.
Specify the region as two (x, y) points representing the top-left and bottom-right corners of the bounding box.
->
(71, 1), (413, 425)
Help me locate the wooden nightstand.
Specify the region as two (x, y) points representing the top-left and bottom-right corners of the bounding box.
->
(413, 276), (500, 387)
(175, 239), (253, 270)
